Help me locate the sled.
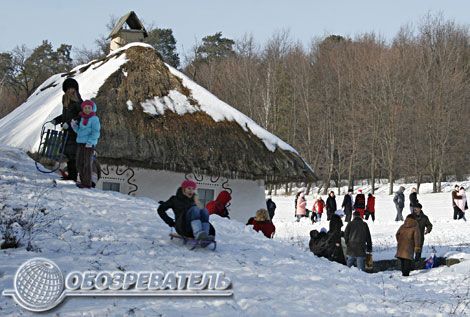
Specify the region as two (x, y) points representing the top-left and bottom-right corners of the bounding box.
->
(169, 233), (217, 251)
(34, 121), (68, 173)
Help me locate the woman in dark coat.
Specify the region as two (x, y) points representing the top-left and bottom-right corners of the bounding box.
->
(395, 214), (421, 276)
(409, 187), (419, 213)
(354, 189), (366, 218)
(326, 191), (337, 221)
(328, 214), (346, 264)
(342, 189), (353, 222)
(53, 78), (82, 181)
(158, 180), (215, 240)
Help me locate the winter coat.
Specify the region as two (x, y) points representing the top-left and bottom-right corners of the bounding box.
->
(326, 196), (337, 214)
(76, 103), (100, 146)
(309, 231), (330, 258)
(393, 190), (405, 208)
(296, 193), (307, 216)
(54, 96), (82, 155)
(344, 216), (372, 257)
(328, 215), (346, 264)
(452, 189), (462, 207)
(158, 188), (197, 237)
(455, 189), (467, 212)
(329, 214), (343, 233)
(409, 192), (419, 208)
(366, 196), (375, 213)
(206, 190), (232, 218)
(266, 199), (277, 220)
(313, 199), (325, 215)
(354, 194), (366, 210)
(395, 217), (421, 260)
(411, 211), (432, 248)
(252, 220), (276, 238)
(342, 194), (353, 212)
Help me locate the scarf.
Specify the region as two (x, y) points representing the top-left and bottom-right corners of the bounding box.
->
(80, 111), (96, 126)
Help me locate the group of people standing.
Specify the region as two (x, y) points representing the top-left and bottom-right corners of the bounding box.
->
(53, 78), (101, 189)
(393, 186), (420, 221)
(295, 188), (376, 224)
(395, 185), (467, 222)
(307, 186), (437, 276)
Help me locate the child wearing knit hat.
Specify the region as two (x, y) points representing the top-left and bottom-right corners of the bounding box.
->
(72, 100), (101, 189)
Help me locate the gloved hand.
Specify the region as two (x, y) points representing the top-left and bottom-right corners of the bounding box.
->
(415, 251), (421, 261)
(51, 119), (56, 125)
(70, 119), (78, 131)
(62, 122), (69, 130)
(168, 221), (175, 228)
(85, 143), (92, 148)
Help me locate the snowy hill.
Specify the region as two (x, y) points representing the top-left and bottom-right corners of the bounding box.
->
(1, 145), (470, 316)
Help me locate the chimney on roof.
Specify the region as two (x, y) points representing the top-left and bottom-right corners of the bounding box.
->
(108, 11), (148, 51)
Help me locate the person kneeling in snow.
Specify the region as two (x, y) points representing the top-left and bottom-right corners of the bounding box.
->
(206, 190), (232, 218)
(71, 100), (100, 189)
(251, 209), (276, 238)
(309, 228), (330, 258)
(158, 180), (215, 240)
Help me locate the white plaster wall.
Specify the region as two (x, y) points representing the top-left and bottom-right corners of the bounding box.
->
(97, 166), (266, 223)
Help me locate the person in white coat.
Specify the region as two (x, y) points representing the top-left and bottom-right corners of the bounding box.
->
(454, 187), (467, 221)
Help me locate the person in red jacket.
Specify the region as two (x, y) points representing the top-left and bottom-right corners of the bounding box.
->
(313, 196), (325, 222)
(354, 189), (366, 218)
(206, 190), (232, 218)
(252, 209), (276, 238)
(365, 193), (376, 222)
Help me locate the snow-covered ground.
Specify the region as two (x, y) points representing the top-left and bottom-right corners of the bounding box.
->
(273, 186), (470, 261)
(1, 145), (469, 316)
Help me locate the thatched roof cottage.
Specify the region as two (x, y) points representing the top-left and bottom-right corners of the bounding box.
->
(0, 43), (314, 222)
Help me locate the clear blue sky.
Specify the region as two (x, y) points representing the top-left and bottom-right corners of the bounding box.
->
(0, 0), (468, 57)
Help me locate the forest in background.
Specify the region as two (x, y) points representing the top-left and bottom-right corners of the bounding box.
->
(1, 14), (469, 194)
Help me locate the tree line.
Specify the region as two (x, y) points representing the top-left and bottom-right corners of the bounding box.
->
(0, 17), (180, 118)
(1, 14), (468, 194)
(183, 15), (470, 194)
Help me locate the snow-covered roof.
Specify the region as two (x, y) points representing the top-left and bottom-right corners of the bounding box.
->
(0, 42), (313, 182)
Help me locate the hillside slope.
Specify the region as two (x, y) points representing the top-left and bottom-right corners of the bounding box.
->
(0, 146), (469, 316)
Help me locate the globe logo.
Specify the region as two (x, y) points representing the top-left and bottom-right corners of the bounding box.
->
(13, 258), (64, 311)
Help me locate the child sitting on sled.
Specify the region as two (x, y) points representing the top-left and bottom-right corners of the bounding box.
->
(158, 180), (215, 240)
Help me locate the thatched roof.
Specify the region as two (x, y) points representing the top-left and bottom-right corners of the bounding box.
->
(0, 43), (314, 183)
(107, 11), (148, 39)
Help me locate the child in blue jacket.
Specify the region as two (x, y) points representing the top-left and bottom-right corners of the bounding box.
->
(72, 100), (101, 188)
